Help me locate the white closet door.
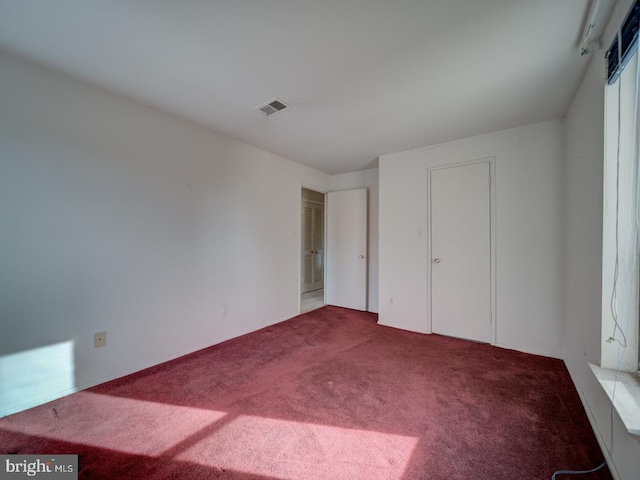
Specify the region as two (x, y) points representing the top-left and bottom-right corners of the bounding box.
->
(312, 204), (324, 290)
(430, 163), (491, 342)
(301, 202), (324, 293)
(326, 189), (367, 311)
(302, 203), (315, 293)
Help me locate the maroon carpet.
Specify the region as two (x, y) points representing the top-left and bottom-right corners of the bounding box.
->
(0, 306), (610, 479)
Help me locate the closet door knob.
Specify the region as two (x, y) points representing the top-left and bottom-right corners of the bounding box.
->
(433, 258), (441, 264)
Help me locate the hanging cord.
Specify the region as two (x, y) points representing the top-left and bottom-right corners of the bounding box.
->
(551, 462), (607, 480)
(607, 64), (628, 349)
(634, 19), (640, 379)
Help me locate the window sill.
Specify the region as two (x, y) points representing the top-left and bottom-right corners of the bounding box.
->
(589, 363), (640, 439)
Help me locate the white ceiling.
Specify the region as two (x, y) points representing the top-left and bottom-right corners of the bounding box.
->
(0, 0), (594, 175)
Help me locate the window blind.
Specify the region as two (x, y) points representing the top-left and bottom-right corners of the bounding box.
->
(606, 0), (640, 85)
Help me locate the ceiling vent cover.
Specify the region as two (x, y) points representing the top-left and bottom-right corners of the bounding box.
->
(255, 97), (289, 117)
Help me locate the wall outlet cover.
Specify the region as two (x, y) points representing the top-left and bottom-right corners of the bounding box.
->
(94, 331), (106, 348)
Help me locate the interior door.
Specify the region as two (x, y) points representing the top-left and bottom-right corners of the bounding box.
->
(430, 162), (491, 342)
(326, 188), (367, 310)
(302, 201), (324, 293)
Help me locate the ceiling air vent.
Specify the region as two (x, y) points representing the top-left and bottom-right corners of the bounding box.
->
(255, 97), (289, 117)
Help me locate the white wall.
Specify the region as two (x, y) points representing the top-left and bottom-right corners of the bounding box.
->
(564, 0), (640, 478)
(379, 120), (565, 358)
(0, 50), (330, 416)
(329, 168), (379, 313)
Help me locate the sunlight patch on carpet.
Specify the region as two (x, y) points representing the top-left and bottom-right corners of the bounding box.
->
(0, 392), (227, 455)
(176, 415), (418, 480)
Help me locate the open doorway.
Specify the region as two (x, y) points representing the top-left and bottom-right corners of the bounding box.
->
(301, 187), (325, 313)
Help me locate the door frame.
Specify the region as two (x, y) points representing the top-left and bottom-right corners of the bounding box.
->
(426, 157), (497, 345)
(299, 184), (327, 313)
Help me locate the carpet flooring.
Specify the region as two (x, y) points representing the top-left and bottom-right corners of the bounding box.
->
(0, 306), (610, 479)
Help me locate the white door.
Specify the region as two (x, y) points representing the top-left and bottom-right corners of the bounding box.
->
(326, 189), (367, 310)
(302, 202), (324, 293)
(430, 163), (491, 342)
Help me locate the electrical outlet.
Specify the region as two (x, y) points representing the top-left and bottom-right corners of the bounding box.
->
(389, 297), (394, 306)
(94, 331), (106, 348)
(220, 305), (228, 317)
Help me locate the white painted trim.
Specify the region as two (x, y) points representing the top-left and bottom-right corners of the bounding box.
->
(426, 157), (497, 344)
(301, 182), (328, 194)
(590, 363), (640, 439)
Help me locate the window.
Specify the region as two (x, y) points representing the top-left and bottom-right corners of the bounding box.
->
(602, 0), (640, 375)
